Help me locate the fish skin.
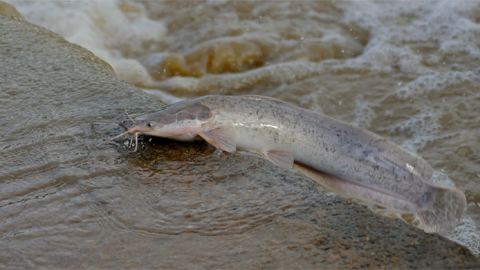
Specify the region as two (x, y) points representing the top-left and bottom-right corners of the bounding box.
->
(105, 95), (465, 234)
(201, 95), (435, 205)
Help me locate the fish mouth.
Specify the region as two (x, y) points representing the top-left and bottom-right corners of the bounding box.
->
(93, 121), (142, 151)
(118, 122), (128, 132)
(118, 124), (141, 151)
(93, 118), (142, 151)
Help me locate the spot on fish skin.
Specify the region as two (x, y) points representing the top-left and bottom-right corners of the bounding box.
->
(406, 163), (414, 173)
(177, 110), (196, 121)
(160, 115), (176, 125)
(197, 112), (212, 121)
(363, 150), (372, 156)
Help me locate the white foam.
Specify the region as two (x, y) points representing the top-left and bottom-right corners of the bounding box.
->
(387, 107), (442, 153)
(448, 215), (480, 256)
(395, 70), (479, 100)
(152, 61), (322, 94)
(339, 1), (480, 71)
(351, 96), (375, 129)
(12, 0), (165, 86)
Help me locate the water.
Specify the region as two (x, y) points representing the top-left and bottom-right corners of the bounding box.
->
(6, 0), (480, 258)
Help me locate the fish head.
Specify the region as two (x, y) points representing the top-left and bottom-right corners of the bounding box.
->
(96, 97), (214, 150)
(123, 98), (213, 140)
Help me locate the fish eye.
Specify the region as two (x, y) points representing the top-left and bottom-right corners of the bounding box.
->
(147, 123), (152, 128)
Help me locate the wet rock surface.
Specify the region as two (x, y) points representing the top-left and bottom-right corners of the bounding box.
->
(0, 9), (479, 269)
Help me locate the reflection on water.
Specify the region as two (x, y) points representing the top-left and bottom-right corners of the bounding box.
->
(2, 0), (480, 265)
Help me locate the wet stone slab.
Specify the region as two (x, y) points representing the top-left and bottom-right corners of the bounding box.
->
(95, 139), (478, 269)
(0, 7), (479, 269)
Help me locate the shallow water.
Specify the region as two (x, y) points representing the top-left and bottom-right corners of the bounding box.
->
(4, 0), (480, 258)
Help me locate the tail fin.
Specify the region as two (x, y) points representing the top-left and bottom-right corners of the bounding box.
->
(418, 187), (466, 235)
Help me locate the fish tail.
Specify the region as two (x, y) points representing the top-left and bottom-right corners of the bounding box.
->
(418, 187), (466, 235)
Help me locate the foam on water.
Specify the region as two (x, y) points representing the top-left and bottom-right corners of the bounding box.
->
(393, 67), (480, 102)
(339, 0), (480, 77)
(336, 1), (480, 254)
(13, 0), (366, 90)
(13, 0), (166, 86)
(387, 107), (443, 153)
(338, 0), (480, 252)
(9, 0), (480, 256)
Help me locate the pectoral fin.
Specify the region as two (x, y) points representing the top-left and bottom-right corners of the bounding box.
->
(199, 125), (236, 153)
(264, 150), (294, 169)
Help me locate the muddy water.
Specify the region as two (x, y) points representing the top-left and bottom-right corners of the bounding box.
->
(1, 0), (480, 266)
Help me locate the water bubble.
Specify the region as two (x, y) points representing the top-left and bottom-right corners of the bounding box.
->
(398, 82), (402, 85)
(341, 50), (345, 53)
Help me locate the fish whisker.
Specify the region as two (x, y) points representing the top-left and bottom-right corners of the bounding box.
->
(91, 120), (120, 126)
(97, 130), (132, 147)
(134, 132), (139, 152)
(129, 133), (135, 148)
(124, 104), (135, 124)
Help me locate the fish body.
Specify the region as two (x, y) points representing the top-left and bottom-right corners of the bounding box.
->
(99, 95), (466, 235)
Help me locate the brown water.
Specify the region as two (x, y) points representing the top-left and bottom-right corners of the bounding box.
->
(2, 0), (480, 263)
